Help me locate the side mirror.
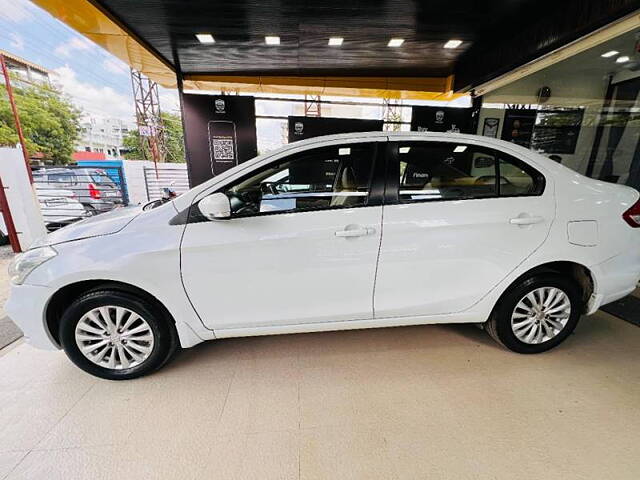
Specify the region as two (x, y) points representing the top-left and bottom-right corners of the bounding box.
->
(198, 193), (231, 220)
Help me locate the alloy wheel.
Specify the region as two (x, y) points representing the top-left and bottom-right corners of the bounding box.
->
(510, 287), (571, 344)
(75, 305), (155, 370)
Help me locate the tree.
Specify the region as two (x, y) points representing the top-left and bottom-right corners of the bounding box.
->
(122, 112), (185, 163)
(0, 79), (81, 164)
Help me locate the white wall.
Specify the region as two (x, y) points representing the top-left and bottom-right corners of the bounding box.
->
(0, 147), (47, 249)
(122, 160), (189, 204)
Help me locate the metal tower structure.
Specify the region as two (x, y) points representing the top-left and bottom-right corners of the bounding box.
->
(382, 98), (402, 131)
(130, 68), (166, 165)
(304, 94), (321, 117)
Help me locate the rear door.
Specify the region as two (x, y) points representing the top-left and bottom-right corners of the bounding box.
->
(374, 138), (555, 318)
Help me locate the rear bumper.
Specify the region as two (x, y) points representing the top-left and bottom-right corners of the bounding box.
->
(588, 250), (640, 313)
(4, 283), (59, 350)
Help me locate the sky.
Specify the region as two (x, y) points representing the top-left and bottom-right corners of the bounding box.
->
(0, 0), (179, 127)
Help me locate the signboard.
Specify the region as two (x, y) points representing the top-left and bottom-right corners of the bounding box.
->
(288, 116), (383, 143)
(182, 94), (257, 187)
(530, 109), (584, 154)
(410, 106), (473, 133)
(138, 125), (155, 137)
(501, 109), (537, 148)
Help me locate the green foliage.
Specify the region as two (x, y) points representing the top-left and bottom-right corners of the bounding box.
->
(0, 80), (81, 164)
(123, 112), (185, 163)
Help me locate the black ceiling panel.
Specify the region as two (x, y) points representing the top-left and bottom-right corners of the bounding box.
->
(95, 0), (640, 87)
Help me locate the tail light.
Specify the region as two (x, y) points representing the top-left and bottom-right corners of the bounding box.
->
(622, 198), (640, 227)
(88, 183), (101, 199)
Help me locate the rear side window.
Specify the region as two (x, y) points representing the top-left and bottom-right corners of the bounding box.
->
(393, 142), (544, 203)
(90, 173), (115, 186)
(48, 173), (76, 185)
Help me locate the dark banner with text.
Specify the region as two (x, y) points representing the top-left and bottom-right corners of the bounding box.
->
(410, 106), (473, 133)
(288, 116), (383, 143)
(183, 94), (257, 187)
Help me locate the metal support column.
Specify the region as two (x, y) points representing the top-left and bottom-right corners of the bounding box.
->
(130, 69), (167, 176)
(383, 98), (402, 131)
(304, 95), (322, 117)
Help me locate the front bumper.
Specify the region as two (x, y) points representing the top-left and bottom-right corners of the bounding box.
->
(5, 283), (59, 350)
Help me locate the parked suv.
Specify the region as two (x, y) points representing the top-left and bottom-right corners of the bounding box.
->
(32, 168), (122, 215)
(7, 132), (640, 380)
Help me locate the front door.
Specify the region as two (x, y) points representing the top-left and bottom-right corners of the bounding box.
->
(181, 139), (385, 331)
(374, 139), (555, 318)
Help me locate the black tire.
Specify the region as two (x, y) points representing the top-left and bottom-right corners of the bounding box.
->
(59, 290), (178, 380)
(485, 273), (582, 354)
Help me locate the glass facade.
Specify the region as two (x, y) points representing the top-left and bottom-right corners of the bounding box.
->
(477, 28), (640, 191)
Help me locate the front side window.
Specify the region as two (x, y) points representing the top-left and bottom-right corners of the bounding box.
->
(394, 142), (544, 203)
(221, 143), (377, 216)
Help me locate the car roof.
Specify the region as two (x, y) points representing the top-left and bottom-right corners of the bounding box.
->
(283, 130), (533, 153)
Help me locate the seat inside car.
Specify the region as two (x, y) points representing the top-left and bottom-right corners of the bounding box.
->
(331, 166), (358, 207)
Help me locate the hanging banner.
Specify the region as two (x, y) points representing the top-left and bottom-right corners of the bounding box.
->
(182, 94), (257, 187)
(410, 106), (473, 133)
(501, 109), (537, 148)
(288, 116), (383, 143)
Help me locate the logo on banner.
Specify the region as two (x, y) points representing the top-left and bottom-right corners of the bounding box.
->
(294, 121), (304, 135)
(435, 110), (445, 124)
(214, 99), (226, 114)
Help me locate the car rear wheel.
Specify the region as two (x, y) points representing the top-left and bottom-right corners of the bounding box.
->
(485, 273), (582, 354)
(59, 290), (178, 380)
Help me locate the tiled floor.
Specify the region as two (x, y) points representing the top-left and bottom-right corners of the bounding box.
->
(0, 311), (639, 479)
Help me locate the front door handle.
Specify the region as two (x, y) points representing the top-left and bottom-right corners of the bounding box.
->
(335, 226), (375, 237)
(510, 215), (544, 226)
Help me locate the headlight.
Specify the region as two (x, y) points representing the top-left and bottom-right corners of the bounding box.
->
(8, 246), (57, 285)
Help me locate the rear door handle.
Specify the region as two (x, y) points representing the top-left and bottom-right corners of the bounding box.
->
(510, 215), (544, 226)
(335, 226), (375, 237)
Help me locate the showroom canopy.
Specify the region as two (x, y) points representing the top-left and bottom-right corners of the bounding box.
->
(31, 0), (640, 99)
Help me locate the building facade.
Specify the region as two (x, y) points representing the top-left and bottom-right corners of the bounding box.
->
(0, 50), (50, 87)
(77, 116), (131, 159)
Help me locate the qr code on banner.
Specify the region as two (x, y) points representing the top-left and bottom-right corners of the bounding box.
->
(213, 139), (235, 160)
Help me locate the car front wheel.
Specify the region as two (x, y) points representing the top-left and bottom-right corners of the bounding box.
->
(59, 290), (178, 380)
(485, 273), (582, 354)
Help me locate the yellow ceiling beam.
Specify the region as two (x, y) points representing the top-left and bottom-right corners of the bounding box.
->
(183, 75), (464, 101)
(32, 0), (177, 87)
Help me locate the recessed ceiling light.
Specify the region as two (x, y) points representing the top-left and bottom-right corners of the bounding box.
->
(399, 147), (411, 154)
(444, 39), (463, 49)
(601, 50), (619, 58)
(328, 37), (344, 46)
(453, 145), (467, 153)
(195, 34), (215, 44)
(388, 38), (404, 47)
(616, 56), (630, 63)
(265, 36), (280, 45)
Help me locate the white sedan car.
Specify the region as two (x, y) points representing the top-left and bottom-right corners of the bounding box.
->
(6, 132), (640, 379)
(0, 187), (88, 244)
(35, 186), (90, 230)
